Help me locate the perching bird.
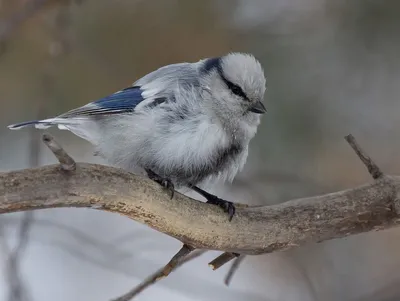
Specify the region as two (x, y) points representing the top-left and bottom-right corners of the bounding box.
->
(8, 52), (267, 221)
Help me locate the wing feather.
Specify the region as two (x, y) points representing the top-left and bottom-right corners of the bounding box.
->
(60, 86), (144, 117)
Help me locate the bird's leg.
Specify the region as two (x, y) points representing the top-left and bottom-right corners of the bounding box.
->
(190, 186), (235, 221)
(145, 168), (175, 199)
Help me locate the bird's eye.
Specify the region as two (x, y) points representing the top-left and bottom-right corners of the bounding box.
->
(226, 81), (248, 100)
(231, 86), (242, 96)
(219, 70), (249, 101)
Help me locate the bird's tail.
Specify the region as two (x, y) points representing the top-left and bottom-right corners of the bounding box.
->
(8, 117), (99, 144)
(8, 117), (77, 131)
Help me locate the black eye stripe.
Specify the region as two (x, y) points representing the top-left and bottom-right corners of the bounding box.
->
(201, 57), (249, 101)
(218, 70), (249, 101)
(223, 78), (247, 99)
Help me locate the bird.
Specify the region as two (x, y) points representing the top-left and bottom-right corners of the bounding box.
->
(8, 52), (267, 221)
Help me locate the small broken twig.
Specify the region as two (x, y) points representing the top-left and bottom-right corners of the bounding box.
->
(159, 244), (195, 277)
(224, 255), (245, 286)
(208, 252), (239, 270)
(111, 244), (196, 301)
(345, 134), (383, 179)
(112, 249), (206, 301)
(42, 134), (76, 171)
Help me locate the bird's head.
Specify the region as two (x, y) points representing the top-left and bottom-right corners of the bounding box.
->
(200, 53), (267, 123)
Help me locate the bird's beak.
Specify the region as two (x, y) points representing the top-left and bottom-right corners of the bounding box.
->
(249, 101), (267, 114)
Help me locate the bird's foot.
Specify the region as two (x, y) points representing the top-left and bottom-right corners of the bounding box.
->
(207, 196), (236, 222)
(145, 169), (175, 199)
(190, 186), (236, 221)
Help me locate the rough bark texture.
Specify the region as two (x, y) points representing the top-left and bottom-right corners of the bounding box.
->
(1, 163), (400, 255)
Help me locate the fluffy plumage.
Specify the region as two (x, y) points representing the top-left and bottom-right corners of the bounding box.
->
(8, 52), (267, 189)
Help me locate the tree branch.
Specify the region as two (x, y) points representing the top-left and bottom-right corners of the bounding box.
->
(2, 134), (400, 300)
(1, 134), (400, 257)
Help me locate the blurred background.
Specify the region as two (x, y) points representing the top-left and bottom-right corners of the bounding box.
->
(1, 0), (400, 300)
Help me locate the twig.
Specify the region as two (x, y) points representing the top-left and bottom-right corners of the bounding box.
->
(345, 134), (383, 179)
(114, 250), (205, 300)
(224, 255), (245, 286)
(208, 252), (239, 270)
(160, 244), (195, 277)
(111, 244), (197, 301)
(42, 134), (76, 171)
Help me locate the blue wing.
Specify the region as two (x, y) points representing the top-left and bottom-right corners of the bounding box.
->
(8, 85), (169, 131)
(61, 86), (149, 117)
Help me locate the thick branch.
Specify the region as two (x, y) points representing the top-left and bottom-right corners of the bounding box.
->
(1, 162), (400, 254)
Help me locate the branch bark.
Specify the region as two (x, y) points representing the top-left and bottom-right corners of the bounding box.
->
(1, 135), (400, 256)
(1, 161), (400, 255)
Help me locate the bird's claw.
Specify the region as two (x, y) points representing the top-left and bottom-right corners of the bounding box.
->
(145, 169), (175, 199)
(160, 178), (175, 199)
(206, 196), (236, 221)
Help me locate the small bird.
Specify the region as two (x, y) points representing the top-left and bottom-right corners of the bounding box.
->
(8, 52), (267, 221)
